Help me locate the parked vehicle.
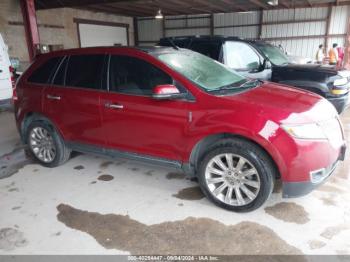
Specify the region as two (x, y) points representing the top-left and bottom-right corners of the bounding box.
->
(14, 47), (346, 212)
(0, 33), (14, 104)
(159, 36), (350, 114)
(276, 44), (313, 64)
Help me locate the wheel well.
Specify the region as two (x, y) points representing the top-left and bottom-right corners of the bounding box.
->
(188, 133), (281, 179)
(20, 112), (56, 143)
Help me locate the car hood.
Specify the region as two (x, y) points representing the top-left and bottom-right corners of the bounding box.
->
(275, 63), (339, 75)
(221, 81), (338, 125)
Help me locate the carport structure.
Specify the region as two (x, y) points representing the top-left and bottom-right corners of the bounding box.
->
(21, 0), (350, 67)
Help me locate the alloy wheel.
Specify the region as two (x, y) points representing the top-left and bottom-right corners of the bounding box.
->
(29, 127), (56, 163)
(205, 153), (261, 206)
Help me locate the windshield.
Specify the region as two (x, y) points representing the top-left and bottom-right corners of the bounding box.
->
(156, 51), (247, 92)
(255, 44), (289, 66)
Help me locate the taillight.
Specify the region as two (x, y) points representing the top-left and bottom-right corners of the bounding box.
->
(12, 86), (18, 102)
(9, 66), (18, 102)
(9, 66), (15, 88)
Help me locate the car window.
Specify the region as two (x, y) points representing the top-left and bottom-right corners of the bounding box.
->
(223, 41), (261, 71)
(65, 55), (105, 90)
(190, 41), (222, 60)
(109, 55), (172, 96)
(52, 56), (68, 86)
(27, 57), (62, 84)
(254, 44), (289, 66)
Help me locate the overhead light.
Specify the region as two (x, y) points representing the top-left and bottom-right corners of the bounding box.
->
(155, 9), (163, 19)
(267, 0), (278, 6)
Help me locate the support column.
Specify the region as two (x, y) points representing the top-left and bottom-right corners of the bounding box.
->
(344, 13), (350, 69)
(324, 5), (332, 53)
(133, 17), (139, 46)
(20, 0), (40, 62)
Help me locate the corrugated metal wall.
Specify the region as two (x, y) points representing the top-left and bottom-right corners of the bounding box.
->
(137, 5), (350, 59)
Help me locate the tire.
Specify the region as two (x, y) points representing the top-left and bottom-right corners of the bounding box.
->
(26, 120), (71, 167)
(197, 138), (275, 212)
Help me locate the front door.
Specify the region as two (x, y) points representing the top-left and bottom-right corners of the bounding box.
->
(100, 55), (190, 161)
(222, 41), (272, 80)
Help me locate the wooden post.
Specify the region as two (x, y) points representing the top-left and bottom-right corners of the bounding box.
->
(133, 17), (139, 46)
(344, 13), (350, 69)
(324, 5), (332, 53)
(258, 9), (263, 39)
(210, 13), (214, 36)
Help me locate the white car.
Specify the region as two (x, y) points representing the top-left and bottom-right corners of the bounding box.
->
(0, 33), (13, 103)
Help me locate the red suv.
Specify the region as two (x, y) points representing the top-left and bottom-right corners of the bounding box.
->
(14, 47), (346, 212)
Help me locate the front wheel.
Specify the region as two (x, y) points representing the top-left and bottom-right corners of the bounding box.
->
(197, 139), (275, 212)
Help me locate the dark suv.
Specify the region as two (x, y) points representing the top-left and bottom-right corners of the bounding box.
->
(14, 47), (346, 212)
(159, 36), (350, 113)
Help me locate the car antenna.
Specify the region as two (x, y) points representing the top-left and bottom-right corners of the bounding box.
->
(167, 38), (179, 50)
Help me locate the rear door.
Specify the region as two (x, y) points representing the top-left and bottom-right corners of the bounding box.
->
(22, 56), (62, 114)
(43, 54), (107, 146)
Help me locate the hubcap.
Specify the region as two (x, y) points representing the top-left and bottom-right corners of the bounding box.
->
(29, 127), (56, 163)
(205, 153), (261, 206)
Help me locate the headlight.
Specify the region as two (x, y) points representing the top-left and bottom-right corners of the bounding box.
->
(334, 78), (348, 87)
(282, 123), (327, 140)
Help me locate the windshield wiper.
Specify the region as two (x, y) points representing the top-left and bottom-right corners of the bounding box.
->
(210, 79), (261, 93)
(238, 79), (262, 88)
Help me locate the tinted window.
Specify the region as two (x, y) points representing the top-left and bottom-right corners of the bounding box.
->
(52, 56), (68, 86)
(190, 41), (222, 60)
(27, 57), (61, 84)
(109, 55), (172, 95)
(65, 55), (105, 90)
(223, 42), (260, 71)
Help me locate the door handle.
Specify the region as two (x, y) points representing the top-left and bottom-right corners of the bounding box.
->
(47, 94), (61, 100)
(105, 103), (124, 109)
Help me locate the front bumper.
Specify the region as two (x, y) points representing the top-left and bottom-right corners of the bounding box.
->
(328, 93), (349, 114)
(282, 143), (346, 198)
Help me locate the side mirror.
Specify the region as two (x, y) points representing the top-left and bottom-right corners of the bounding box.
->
(248, 62), (261, 73)
(262, 59), (272, 69)
(152, 84), (187, 100)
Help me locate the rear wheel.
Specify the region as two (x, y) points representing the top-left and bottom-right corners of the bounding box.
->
(26, 121), (71, 167)
(197, 139), (275, 212)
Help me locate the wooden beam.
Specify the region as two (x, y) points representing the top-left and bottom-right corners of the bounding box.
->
(192, 0), (227, 13)
(258, 9), (263, 39)
(262, 33), (346, 41)
(325, 5), (333, 52)
(162, 15), (166, 38)
(35, 0), (138, 9)
(214, 18), (326, 29)
(305, 0), (313, 7)
(249, 0), (268, 9)
(165, 25), (210, 30)
(344, 13), (350, 69)
(217, 0), (250, 12)
(278, 0), (291, 8)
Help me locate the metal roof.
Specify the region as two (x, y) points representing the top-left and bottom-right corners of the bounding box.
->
(35, 0), (350, 16)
